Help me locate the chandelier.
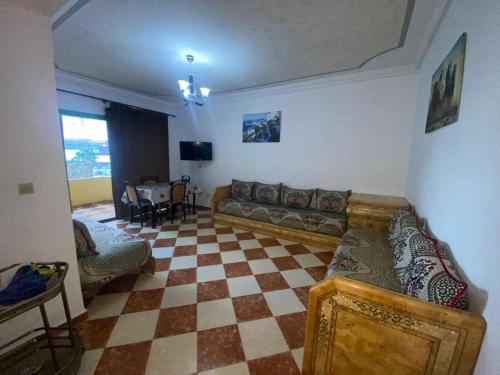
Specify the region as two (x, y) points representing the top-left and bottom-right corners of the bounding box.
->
(178, 55), (210, 106)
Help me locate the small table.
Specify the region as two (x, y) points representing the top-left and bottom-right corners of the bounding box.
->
(121, 182), (201, 227)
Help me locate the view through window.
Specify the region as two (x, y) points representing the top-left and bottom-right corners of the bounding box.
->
(61, 114), (111, 179)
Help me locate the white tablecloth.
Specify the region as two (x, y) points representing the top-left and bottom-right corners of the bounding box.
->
(121, 182), (201, 205)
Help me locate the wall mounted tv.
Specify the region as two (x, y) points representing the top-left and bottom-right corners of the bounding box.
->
(179, 141), (212, 161)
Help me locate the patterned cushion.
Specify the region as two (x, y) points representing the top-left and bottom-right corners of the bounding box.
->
(231, 179), (254, 201)
(327, 230), (401, 292)
(397, 223), (469, 309)
(387, 210), (418, 250)
(402, 251), (469, 310)
(393, 226), (431, 285)
(281, 186), (314, 209)
(253, 182), (282, 205)
(73, 219), (98, 259)
(315, 189), (351, 214)
(217, 199), (346, 237)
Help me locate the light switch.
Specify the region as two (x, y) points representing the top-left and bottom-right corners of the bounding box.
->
(18, 183), (34, 195)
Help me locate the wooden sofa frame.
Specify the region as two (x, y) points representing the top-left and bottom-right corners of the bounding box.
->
(211, 186), (410, 250)
(303, 276), (486, 375)
(211, 185), (342, 250)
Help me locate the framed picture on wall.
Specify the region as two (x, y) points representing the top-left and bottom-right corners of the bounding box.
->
(425, 33), (467, 133)
(242, 111), (281, 143)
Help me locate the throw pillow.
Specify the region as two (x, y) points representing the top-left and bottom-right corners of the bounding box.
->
(387, 210), (418, 251)
(281, 186), (314, 209)
(231, 179), (254, 201)
(398, 213), (469, 309)
(73, 219), (98, 258)
(315, 189), (351, 214)
(253, 182), (282, 205)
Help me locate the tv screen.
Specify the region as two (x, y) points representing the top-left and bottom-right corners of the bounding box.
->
(180, 141), (212, 161)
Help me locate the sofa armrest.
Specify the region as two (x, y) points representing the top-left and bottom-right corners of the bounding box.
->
(211, 185), (231, 221)
(303, 276), (486, 375)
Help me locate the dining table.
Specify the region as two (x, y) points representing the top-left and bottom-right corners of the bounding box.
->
(121, 182), (201, 228)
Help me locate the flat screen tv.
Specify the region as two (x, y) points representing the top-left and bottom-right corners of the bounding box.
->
(179, 141), (212, 161)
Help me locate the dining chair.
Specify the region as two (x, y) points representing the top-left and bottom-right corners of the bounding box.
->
(181, 175), (192, 212)
(124, 181), (157, 227)
(140, 175), (159, 185)
(168, 180), (187, 223)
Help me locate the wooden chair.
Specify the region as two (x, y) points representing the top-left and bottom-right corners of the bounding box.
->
(124, 181), (157, 227)
(168, 180), (187, 223)
(140, 175), (159, 185)
(181, 175), (192, 212)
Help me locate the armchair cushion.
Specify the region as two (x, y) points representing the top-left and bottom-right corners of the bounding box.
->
(73, 219), (98, 259)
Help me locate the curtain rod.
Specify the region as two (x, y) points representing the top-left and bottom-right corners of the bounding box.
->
(56, 88), (176, 118)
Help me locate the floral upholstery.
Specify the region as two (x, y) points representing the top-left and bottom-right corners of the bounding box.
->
(327, 230), (401, 292)
(217, 199), (346, 237)
(232, 179), (255, 201)
(387, 210), (418, 250)
(281, 186), (314, 209)
(397, 224), (469, 309)
(72, 215), (152, 291)
(253, 182), (282, 205)
(315, 189), (351, 214)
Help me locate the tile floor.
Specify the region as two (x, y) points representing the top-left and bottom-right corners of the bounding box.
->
(76, 209), (333, 375)
(73, 202), (116, 222)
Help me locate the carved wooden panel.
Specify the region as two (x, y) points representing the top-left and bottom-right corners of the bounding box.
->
(303, 277), (486, 375)
(347, 193), (410, 231)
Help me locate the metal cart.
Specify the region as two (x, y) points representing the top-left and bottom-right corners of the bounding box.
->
(0, 262), (82, 374)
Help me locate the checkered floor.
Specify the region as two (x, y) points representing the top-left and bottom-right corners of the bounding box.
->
(73, 202), (116, 222)
(76, 208), (333, 375)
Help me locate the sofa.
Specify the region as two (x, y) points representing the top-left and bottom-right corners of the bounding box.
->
(303, 210), (486, 375)
(72, 215), (153, 296)
(212, 180), (351, 249)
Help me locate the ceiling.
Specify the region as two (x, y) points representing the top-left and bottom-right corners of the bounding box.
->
(53, 0), (440, 99)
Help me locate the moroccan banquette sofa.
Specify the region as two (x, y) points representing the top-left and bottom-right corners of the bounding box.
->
(303, 210), (486, 375)
(212, 180), (352, 249)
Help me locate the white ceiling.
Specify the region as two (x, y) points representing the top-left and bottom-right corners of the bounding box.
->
(52, 0), (440, 99)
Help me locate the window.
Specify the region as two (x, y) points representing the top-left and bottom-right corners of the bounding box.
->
(60, 111), (111, 179)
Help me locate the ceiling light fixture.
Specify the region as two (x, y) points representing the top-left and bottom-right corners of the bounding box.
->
(178, 54), (210, 106)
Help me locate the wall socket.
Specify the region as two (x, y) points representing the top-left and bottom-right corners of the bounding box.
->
(18, 182), (34, 195)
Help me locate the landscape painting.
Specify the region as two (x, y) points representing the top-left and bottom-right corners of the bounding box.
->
(425, 33), (466, 133)
(242, 111), (281, 143)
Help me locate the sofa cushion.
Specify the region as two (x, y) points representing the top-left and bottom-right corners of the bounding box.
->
(281, 186), (314, 209)
(231, 179), (254, 201)
(315, 189), (351, 214)
(217, 198), (346, 237)
(387, 210), (418, 250)
(326, 229), (401, 292)
(399, 225), (469, 309)
(402, 256), (468, 309)
(73, 219), (98, 259)
(253, 182), (282, 205)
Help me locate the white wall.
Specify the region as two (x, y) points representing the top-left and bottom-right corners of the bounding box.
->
(169, 68), (417, 207)
(57, 90), (105, 115)
(0, 3), (85, 342)
(406, 0), (500, 373)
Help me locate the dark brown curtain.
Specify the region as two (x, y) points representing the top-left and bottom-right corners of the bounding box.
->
(106, 103), (170, 219)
